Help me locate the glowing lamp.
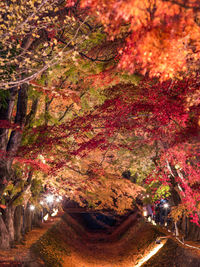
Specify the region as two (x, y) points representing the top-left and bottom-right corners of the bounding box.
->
(46, 195), (54, 203)
(30, 205), (35, 211)
(51, 208), (58, 217)
(163, 203), (169, 209)
(43, 213), (49, 221)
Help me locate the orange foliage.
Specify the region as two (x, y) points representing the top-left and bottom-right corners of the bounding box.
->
(81, 0), (200, 80)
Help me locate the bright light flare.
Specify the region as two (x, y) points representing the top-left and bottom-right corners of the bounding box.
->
(135, 240), (166, 267)
(38, 154), (46, 164)
(43, 213), (49, 221)
(143, 211), (147, 217)
(30, 205), (35, 211)
(46, 195), (54, 203)
(148, 216), (152, 222)
(51, 208), (58, 217)
(40, 201), (44, 205)
(163, 203), (169, 209)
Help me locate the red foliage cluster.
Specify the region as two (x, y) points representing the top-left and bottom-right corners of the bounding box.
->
(0, 120), (22, 132)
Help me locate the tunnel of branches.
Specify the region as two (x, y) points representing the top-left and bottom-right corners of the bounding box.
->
(0, 0), (200, 266)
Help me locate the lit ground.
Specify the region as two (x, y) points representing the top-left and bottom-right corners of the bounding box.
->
(0, 212), (200, 266)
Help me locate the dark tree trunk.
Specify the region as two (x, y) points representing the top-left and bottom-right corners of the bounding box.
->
(24, 205), (32, 233)
(0, 84), (28, 193)
(4, 206), (15, 245)
(32, 211), (42, 227)
(177, 214), (200, 241)
(0, 87), (18, 151)
(7, 84), (28, 157)
(0, 84), (29, 248)
(0, 88), (18, 194)
(184, 218), (200, 241)
(14, 205), (23, 242)
(0, 215), (10, 249)
(0, 205), (15, 249)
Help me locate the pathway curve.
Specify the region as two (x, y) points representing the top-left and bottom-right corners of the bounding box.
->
(59, 213), (161, 267)
(0, 214), (61, 266)
(56, 213), (200, 267)
(1, 212), (199, 267)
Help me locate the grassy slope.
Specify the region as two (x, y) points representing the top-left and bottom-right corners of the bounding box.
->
(31, 220), (72, 267)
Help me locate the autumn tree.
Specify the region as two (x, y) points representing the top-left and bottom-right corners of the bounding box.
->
(81, 0), (200, 80)
(0, 0), (200, 248)
(0, 0), (117, 248)
(49, 78), (199, 226)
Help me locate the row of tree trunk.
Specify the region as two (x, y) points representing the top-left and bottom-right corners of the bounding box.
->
(0, 204), (42, 249)
(0, 85), (36, 249)
(179, 215), (200, 241)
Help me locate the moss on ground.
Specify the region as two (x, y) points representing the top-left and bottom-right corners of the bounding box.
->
(31, 221), (71, 267)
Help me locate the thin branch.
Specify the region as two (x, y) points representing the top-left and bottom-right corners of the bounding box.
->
(79, 52), (116, 63)
(0, 16), (89, 89)
(66, 164), (87, 176)
(58, 103), (74, 122)
(99, 133), (118, 166)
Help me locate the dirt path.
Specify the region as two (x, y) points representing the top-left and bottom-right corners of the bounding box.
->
(56, 214), (200, 267)
(2, 212), (199, 267)
(0, 215), (61, 266)
(59, 214), (160, 267)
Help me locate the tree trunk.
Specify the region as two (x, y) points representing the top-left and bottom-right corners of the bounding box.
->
(24, 205), (32, 233)
(0, 84), (28, 194)
(32, 211), (41, 227)
(0, 206), (15, 249)
(0, 84), (29, 249)
(0, 87), (18, 151)
(0, 88), (18, 194)
(14, 205), (23, 242)
(4, 206), (15, 246)
(184, 218), (200, 241)
(0, 215), (10, 249)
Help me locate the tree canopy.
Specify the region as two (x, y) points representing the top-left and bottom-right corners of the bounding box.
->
(81, 0), (200, 80)
(0, 0), (199, 230)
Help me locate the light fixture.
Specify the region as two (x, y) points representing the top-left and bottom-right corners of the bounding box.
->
(30, 205), (35, 211)
(43, 213), (49, 221)
(46, 195), (54, 203)
(163, 203), (169, 209)
(135, 240), (166, 267)
(148, 216), (152, 222)
(38, 154), (46, 164)
(51, 208), (58, 217)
